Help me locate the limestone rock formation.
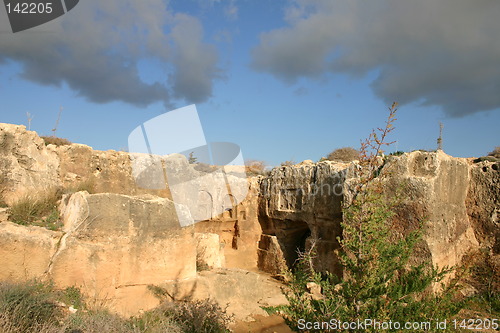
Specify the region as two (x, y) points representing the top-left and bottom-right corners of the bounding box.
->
(466, 159), (500, 275)
(258, 151), (487, 277)
(0, 221), (62, 281)
(0, 122), (498, 321)
(259, 161), (355, 274)
(51, 191), (197, 315)
(0, 124), (60, 205)
(381, 151), (479, 272)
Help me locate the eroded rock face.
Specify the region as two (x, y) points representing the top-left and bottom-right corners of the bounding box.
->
(258, 151), (485, 276)
(467, 160), (500, 254)
(0, 222), (62, 281)
(0, 124), (60, 204)
(50, 191), (196, 315)
(381, 151), (479, 271)
(195, 233), (225, 269)
(0, 122), (498, 319)
(259, 161), (355, 274)
(57, 144), (172, 198)
(194, 176), (262, 270)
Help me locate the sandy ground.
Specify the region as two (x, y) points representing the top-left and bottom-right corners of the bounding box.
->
(233, 314), (294, 333)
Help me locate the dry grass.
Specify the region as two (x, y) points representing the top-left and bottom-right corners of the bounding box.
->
(7, 188), (62, 230)
(326, 147), (360, 162)
(0, 281), (61, 333)
(245, 160), (268, 176)
(488, 146), (500, 158)
(0, 281), (231, 333)
(6, 180), (97, 231)
(41, 136), (72, 147)
(280, 160), (295, 167)
(63, 179), (96, 195)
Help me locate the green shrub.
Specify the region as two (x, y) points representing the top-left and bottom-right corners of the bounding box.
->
(59, 286), (85, 310)
(388, 150), (405, 156)
(326, 147), (360, 162)
(266, 103), (465, 332)
(41, 136), (72, 147)
(467, 250), (500, 316)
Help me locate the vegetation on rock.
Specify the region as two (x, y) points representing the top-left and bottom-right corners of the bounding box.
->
(40, 136), (72, 147)
(245, 160), (268, 176)
(488, 146), (500, 159)
(0, 280), (231, 333)
(6, 180), (96, 231)
(326, 147), (360, 162)
(266, 103), (466, 332)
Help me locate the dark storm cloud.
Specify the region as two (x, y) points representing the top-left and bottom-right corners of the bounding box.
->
(252, 0), (500, 116)
(0, 0), (219, 107)
(170, 14), (219, 103)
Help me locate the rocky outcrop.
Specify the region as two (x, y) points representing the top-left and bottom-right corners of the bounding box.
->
(0, 122), (498, 320)
(57, 144), (171, 198)
(0, 191), (197, 315)
(467, 160), (500, 254)
(381, 151), (479, 272)
(259, 161), (355, 274)
(0, 222), (62, 280)
(156, 268), (287, 321)
(0, 124), (60, 205)
(258, 151), (488, 277)
(194, 176), (262, 270)
(52, 192), (197, 315)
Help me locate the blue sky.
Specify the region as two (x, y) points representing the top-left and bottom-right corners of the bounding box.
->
(0, 0), (499, 166)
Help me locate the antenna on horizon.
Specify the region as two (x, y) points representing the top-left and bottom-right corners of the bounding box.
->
(52, 106), (63, 137)
(437, 122), (444, 151)
(26, 112), (33, 131)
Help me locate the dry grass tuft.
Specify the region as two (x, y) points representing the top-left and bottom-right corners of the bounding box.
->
(326, 147), (360, 162)
(7, 188), (62, 230)
(41, 136), (72, 147)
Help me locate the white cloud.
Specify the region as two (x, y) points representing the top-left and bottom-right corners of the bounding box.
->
(0, 0), (220, 107)
(252, 0), (500, 116)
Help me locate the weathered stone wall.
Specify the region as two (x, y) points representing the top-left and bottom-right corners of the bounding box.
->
(0, 123), (264, 272)
(0, 222), (62, 281)
(0, 191), (198, 315)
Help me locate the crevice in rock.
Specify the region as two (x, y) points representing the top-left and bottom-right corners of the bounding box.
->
(44, 206), (93, 278)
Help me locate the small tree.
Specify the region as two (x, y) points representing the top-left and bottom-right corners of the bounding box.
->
(188, 152), (198, 164)
(266, 103), (463, 332)
(326, 147), (360, 162)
